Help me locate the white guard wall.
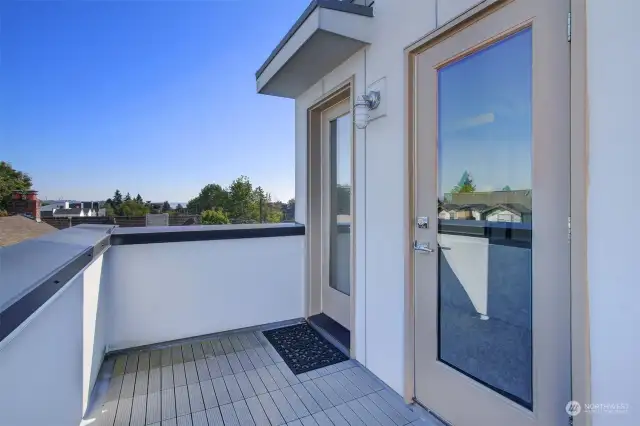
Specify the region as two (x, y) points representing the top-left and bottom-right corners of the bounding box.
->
(295, 0), (483, 394)
(587, 0), (639, 424)
(83, 255), (107, 415)
(105, 236), (305, 351)
(0, 255), (107, 426)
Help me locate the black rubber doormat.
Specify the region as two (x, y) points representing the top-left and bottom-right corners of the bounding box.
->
(262, 323), (349, 375)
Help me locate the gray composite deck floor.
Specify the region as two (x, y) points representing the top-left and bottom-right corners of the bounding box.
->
(87, 325), (441, 426)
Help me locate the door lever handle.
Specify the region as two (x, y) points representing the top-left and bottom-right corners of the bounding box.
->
(414, 241), (434, 253)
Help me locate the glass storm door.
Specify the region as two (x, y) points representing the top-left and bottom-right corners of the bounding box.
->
(413, 1), (571, 425)
(322, 100), (352, 330)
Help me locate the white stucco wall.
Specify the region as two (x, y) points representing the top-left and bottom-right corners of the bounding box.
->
(0, 254), (107, 426)
(295, 0), (490, 394)
(105, 236), (305, 351)
(587, 0), (639, 424)
(83, 256), (107, 415)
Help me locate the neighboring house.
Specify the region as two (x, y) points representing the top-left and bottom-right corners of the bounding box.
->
(438, 204), (459, 220)
(0, 215), (57, 247)
(454, 204), (487, 221)
(256, 1), (632, 426)
(40, 201), (68, 212)
(482, 203), (532, 223)
(451, 189), (532, 211)
(147, 202), (164, 212)
(52, 208), (95, 218)
(80, 201), (99, 211)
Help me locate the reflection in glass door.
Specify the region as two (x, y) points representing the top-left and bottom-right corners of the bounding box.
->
(437, 28), (533, 408)
(330, 114), (352, 297)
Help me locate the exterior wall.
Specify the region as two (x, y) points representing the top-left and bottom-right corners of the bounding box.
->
(105, 236), (305, 351)
(587, 0), (639, 424)
(295, 0), (488, 394)
(0, 254), (107, 425)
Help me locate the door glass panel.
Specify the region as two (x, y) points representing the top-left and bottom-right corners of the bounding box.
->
(330, 113), (352, 295)
(437, 28), (533, 407)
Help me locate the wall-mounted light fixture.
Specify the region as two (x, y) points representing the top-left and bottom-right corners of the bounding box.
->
(354, 90), (381, 129)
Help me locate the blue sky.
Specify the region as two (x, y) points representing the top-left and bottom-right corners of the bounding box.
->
(0, 0), (311, 202)
(438, 28), (532, 198)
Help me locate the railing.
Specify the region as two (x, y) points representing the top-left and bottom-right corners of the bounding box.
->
(41, 215), (205, 229)
(0, 223), (305, 425)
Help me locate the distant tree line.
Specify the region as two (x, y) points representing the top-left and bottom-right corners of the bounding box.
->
(101, 176), (294, 224)
(1, 161), (294, 225)
(187, 176), (294, 224)
(103, 190), (183, 217)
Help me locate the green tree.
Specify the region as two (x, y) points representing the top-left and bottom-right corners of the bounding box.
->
(162, 201), (172, 212)
(284, 199), (295, 221)
(135, 194), (144, 204)
(124, 192), (132, 202)
(502, 185), (512, 191)
(254, 187), (283, 223)
(201, 209), (230, 225)
(0, 161), (32, 210)
(113, 190), (123, 207)
(120, 200), (150, 216)
(228, 176), (258, 222)
(187, 177), (286, 224)
(265, 208), (283, 223)
(187, 183), (228, 213)
(103, 198), (116, 216)
(452, 172), (476, 194)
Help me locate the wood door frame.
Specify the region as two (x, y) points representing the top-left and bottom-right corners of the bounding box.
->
(402, 3), (590, 426)
(306, 77), (358, 355)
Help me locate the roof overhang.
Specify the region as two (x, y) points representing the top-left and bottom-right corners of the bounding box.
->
(256, 0), (373, 99)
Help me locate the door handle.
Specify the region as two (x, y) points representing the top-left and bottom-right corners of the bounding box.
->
(414, 241), (435, 253)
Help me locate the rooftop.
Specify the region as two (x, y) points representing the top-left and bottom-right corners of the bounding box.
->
(0, 215), (57, 247)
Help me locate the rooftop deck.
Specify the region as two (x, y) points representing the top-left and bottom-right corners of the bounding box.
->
(87, 322), (439, 426)
(0, 224), (441, 426)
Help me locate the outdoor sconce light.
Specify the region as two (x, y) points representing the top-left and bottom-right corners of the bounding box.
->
(354, 90), (381, 129)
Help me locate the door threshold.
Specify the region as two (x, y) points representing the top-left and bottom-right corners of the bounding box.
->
(307, 313), (350, 356)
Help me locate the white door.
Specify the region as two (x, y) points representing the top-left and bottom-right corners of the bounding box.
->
(413, 0), (571, 425)
(321, 100), (352, 330)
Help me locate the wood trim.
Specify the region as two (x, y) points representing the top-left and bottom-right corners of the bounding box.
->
(348, 81), (357, 358)
(570, 0), (591, 425)
(309, 79), (352, 112)
(403, 46), (417, 404)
